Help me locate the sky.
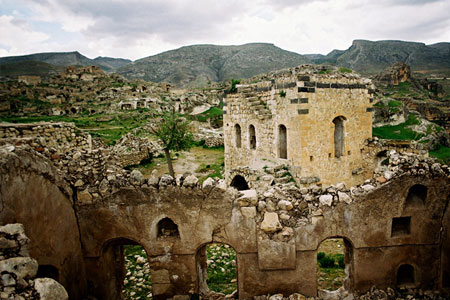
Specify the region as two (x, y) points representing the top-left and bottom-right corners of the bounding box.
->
(0, 0), (449, 61)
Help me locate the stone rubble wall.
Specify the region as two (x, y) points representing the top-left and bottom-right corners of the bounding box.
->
(0, 122), (92, 155)
(0, 223), (68, 300)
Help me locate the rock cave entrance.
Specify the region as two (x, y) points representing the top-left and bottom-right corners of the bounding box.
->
(102, 239), (152, 300)
(317, 238), (353, 293)
(196, 243), (238, 299)
(230, 175), (249, 191)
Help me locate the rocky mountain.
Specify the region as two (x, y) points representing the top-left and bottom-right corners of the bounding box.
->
(117, 43), (310, 87)
(314, 40), (450, 74)
(0, 51), (131, 78)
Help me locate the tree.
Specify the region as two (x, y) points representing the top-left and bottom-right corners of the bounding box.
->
(149, 108), (194, 178)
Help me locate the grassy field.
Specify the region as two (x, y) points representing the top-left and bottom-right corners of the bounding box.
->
(372, 114), (424, 140)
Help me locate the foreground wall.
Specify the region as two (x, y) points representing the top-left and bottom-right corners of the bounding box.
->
(1, 146), (449, 299)
(0, 149), (87, 299)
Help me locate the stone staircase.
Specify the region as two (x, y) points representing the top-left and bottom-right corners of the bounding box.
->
(246, 95), (272, 120)
(263, 164), (295, 185)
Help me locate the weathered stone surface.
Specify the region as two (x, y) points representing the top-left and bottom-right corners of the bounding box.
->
(319, 194), (333, 207)
(237, 189), (258, 207)
(338, 191), (352, 204)
(77, 189), (93, 204)
(183, 174), (198, 187)
(159, 174), (174, 187)
(0, 257), (38, 279)
(34, 278), (69, 300)
(260, 212), (282, 233)
(152, 269), (171, 283)
(277, 200), (293, 211)
(130, 169), (145, 186)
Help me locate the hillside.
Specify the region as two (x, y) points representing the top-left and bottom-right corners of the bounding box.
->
(314, 40), (450, 74)
(117, 43), (310, 87)
(0, 51), (131, 77)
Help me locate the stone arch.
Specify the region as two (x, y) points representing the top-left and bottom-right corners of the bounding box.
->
(332, 116), (346, 158)
(405, 184), (427, 207)
(93, 237), (151, 300)
(375, 150), (389, 167)
(279, 124), (287, 159)
(157, 217), (180, 238)
(249, 124), (256, 149)
(196, 242), (238, 297)
(234, 124), (241, 148)
(316, 236), (354, 292)
(230, 175), (249, 191)
(396, 264), (415, 286)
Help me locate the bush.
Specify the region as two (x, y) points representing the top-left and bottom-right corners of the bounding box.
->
(318, 255), (335, 268)
(336, 254), (345, 269)
(317, 252), (325, 260)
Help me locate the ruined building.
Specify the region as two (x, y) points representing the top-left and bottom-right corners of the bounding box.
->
(0, 66), (449, 300)
(224, 66), (374, 188)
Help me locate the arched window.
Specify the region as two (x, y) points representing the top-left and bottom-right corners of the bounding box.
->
(249, 125), (256, 149)
(235, 124), (241, 148)
(279, 124), (287, 159)
(157, 218), (179, 238)
(397, 264), (415, 286)
(406, 184), (427, 207)
(230, 175), (249, 191)
(333, 116), (346, 158)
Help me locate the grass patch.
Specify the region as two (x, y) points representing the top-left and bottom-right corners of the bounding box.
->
(373, 114), (424, 141)
(429, 144), (450, 164)
(338, 67), (352, 73)
(317, 252), (345, 291)
(196, 106), (223, 122)
(388, 100), (402, 107)
(206, 244), (237, 295)
(198, 154), (224, 183)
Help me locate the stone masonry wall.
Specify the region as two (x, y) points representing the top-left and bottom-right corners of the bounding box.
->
(224, 66), (373, 187)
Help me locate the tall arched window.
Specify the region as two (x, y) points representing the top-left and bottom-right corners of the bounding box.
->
(279, 125), (287, 159)
(333, 116), (346, 158)
(249, 125), (256, 149)
(235, 124), (241, 148)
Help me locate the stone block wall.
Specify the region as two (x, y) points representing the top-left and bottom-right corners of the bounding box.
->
(224, 69), (373, 187)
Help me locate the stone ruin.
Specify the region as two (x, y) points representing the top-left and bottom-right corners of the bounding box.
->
(374, 63), (411, 86)
(0, 66), (449, 300)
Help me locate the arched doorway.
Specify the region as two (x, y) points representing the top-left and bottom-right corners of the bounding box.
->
(317, 237), (353, 292)
(99, 238), (152, 300)
(396, 264), (415, 287)
(196, 243), (238, 298)
(230, 175), (249, 191)
(405, 184), (427, 207)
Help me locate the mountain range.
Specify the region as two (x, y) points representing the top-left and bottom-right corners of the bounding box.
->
(1, 40), (449, 87)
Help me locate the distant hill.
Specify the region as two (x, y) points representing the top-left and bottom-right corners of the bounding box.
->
(117, 43), (311, 87)
(314, 40), (450, 74)
(0, 51), (131, 78)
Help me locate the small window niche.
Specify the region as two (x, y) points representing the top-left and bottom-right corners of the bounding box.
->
(391, 217), (411, 237)
(405, 184), (427, 207)
(397, 264), (415, 286)
(157, 218), (179, 239)
(249, 125), (256, 149)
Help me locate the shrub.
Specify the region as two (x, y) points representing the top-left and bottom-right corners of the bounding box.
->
(317, 252), (325, 260)
(318, 255), (335, 268)
(279, 90), (286, 98)
(336, 254), (345, 269)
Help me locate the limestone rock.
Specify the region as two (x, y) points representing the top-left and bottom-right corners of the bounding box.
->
(159, 174), (174, 187)
(277, 200), (293, 211)
(260, 212), (282, 233)
(269, 294), (284, 300)
(236, 189), (258, 207)
(202, 177), (215, 190)
(77, 189), (93, 204)
(361, 184), (375, 192)
(319, 194), (333, 207)
(34, 278), (69, 300)
(148, 174), (160, 187)
(338, 191), (352, 204)
(183, 175), (198, 188)
(0, 257), (38, 280)
(130, 169), (145, 186)
(289, 293), (307, 300)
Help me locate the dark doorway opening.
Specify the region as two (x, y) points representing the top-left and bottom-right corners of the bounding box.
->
(230, 175), (249, 191)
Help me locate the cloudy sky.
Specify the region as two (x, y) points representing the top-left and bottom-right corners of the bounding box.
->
(0, 0), (449, 60)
